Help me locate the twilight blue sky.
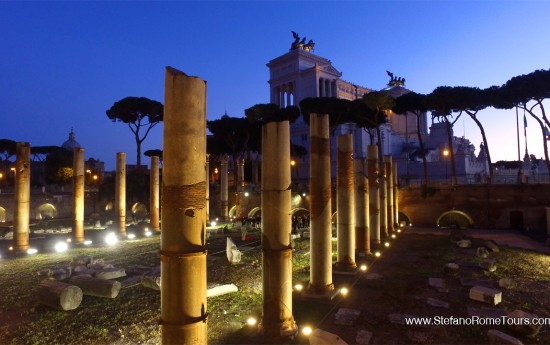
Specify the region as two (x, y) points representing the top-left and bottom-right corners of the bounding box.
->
(1, 1), (549, 170)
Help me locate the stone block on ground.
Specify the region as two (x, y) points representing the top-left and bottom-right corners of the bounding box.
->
(456, 239), (472, 248)
(426, 297), (449, 309)
(37, 280), (83, 311)
(94, 267), (126, 280)
(469, 286), (502, 305)
(141, 273), (161, 291)
(487, 329), (523, 345)
(480, 259), (497, 272)
(485, 240), (500, 253)
(444, 263), (459, 276)
(498, 278), (515, 289)
(309, 328), (348, 345)
(428, 277), (448, 292)
(69, 275), (121, 298)
(206, 284), (238, 298)
(71, 255), (92, 266)
(506, 309), (542, 336)
(334, 308), (361, 326)
(355, 330), (372, 345)
(477, 247), (490, 258)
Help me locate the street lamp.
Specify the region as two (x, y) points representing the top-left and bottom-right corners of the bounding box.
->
(443, 149), (449, 183)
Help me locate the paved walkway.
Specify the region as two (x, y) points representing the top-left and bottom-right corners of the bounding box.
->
(406, 227), (550, 254)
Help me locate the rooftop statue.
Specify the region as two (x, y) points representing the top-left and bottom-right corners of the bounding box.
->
(386, 70), (405, 87)
(290, 31), (315, 52)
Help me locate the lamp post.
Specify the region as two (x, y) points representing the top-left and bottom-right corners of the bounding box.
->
(443, 149), (449, 183)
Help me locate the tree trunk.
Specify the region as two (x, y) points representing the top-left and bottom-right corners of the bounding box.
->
(467, 111), (493, 181)
(415, 113), (429, 185)
(526, 109), (550, 176)
(37, 280), (83, 311)
(444, 119), (457, 185)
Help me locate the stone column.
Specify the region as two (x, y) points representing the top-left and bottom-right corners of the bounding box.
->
(393, 163), (399, 227)
(150, 156), (160, 232)
(308, 113), (334, 295)
(237, 158), (245, 192)
(367, 145), (380, 245)
(379, 161), (387, 238)
(335, 134), (356, 270)
(161, 67), (207, 344)
(115, 152), (126, 237)
(220, 155), (229, 220)
(13, 142), (30, 252)
(259, 119), (297, 338)
(72, 148), (85, 244)
(385, 156), (394, 234)
(205, 154), (210, 222)
(354, 157), (370, 255)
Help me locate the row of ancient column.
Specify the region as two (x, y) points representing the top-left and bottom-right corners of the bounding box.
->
(10, 145), (162, 252)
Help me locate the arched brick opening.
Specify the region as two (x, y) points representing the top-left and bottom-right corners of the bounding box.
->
(437, 210), (474, 229)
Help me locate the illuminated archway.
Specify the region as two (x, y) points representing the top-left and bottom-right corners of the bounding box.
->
(290, 207), (309, 216)
(229, 205), (238, 218)
(0, 207), (5, 222)
(36, 203), (57, 220)
(248, 207), (261, 218)
(397, 212), (411, 227)
(437, 210), (474, 229)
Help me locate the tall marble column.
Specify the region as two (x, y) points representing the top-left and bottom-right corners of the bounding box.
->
(367, 145), (380, 245)
(72, 148), (85, 244)
(13, 142), (30, 252)
(308, 113), (334, 295)
(259, 119), (297, 338)
(393, 163), (399, 227)
(354, 157), (370, 255)
(335, 134), (356, 270)
(384, 156), (394, 234)
(379, 159), (387, 238)
(161, 67), (207, 344)
(237, 158), (245, 192)
(150, 155), (160, 232)
(220, 155), (229, 220)
(115, 152), (126, 237)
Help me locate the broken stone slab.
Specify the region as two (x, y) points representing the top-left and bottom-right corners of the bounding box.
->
(141, 273), (161, 291)
(498, 278), (515, 289)
(426, 297), (449, 309)
(119, 275), (142, 288)
(487, 329), (523, 345)
(484, 240), (500, 253)
(480, 259), (497, 272)
(72, 265), (89, 274)
(334, 308), (361, 326)
(506, 309), (543, 336)
(428, 278), (448, 292)
(477, 247), (490, 258)
(206, 284), (238, 298)
(467, 306), (507, 319)
(309, 328), (348, 345)
(94, 268), (126, 280)
(69, 275), (121, 298)
(469, 286), (502, 305)
(355, 330), (372, 345)
(456, 239), (472, 248)
(460, 277), (492, 287)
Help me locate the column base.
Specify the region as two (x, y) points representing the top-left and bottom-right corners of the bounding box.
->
(259, 318), (298, 338)
(298, 283), (337, 301)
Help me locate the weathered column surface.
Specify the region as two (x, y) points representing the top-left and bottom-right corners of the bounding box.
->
(385, 156), (394, 234)
(205, 154), (210, 222)
(220, 155), (229, 220)
(354, 157), (370, 255)
(260, 120), (297, 338)
(161, 67), (207, 344)
(308, 113), (334, 295)
(14, 142), (30, 252)
(379, 160), (387, 238)
(72, 148), (85, 244)
(237, 158), (245, 192)
(335, 134), (356, 270)
(150, 155), (160, 232)
(367, 145), (380, 245)
(393, 163), (399, 227)
(115, 152), (126, 237)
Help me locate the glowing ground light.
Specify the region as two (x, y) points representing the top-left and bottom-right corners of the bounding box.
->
(340, 287), (349, 296)
(391, 234), (396, 239)
(27, 248), (38, 255)
(84, 240), (93, 246)
(384, 242), (390, 247)
(66, 238), (72, 242)
(360, 264), (368, 271)
(375, 252), (381, 257)
(9, 246), (13, 251)
(127, 233), (136, 240)
(294, 284), (303, 292)
(54, 241), (69, 253)
(397, 229), (402, 233)
(246, 317), (257, 326)
(302, 326), (313, 336)
(145, 230), (152, 237)
(302, 193), (306, 197)
(244, 192), (249, 197)
(105, 232), (118, 245)
(211, 221), (217, 227)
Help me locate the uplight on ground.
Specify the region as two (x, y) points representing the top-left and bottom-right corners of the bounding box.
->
(301, 326), (313, 336)
(54, 241), (68, 253)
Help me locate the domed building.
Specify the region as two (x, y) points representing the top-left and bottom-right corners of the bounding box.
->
(61, 129), (81, 151)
